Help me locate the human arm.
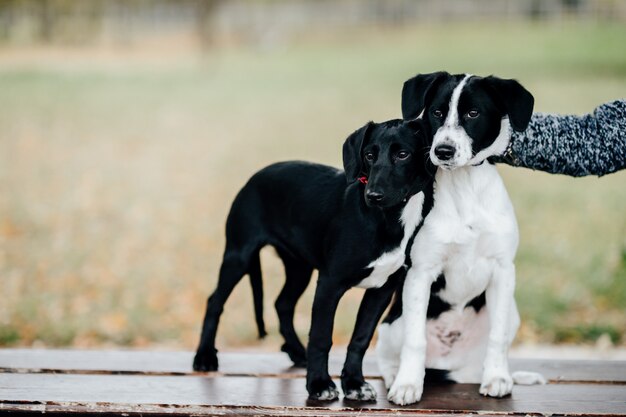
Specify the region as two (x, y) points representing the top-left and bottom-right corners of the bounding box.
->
(495, 99), (626, 177)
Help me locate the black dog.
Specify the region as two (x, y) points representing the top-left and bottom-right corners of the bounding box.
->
(193, 119), (435, 401)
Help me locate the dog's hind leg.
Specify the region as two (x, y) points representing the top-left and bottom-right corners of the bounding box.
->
(193, 245), (260, 372)
(376, 318), (403, 389)
(275, 249), (313, 367)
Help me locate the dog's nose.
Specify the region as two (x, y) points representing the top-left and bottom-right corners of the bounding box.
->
(366, 190), (384, 204)
(434, 144), (456, 161)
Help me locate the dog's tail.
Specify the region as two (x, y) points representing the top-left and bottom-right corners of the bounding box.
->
(248, 250), (267, 339)
(512, 371), (547, 385)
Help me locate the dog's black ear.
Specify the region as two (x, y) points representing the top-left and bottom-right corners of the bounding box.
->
(342, 122), (373, 183)
(484, 76), (534, 132)
(404, 118), (427, 146)
(405, 117), (425, 133)
(401, 71), (450, 120)
(402, 119), (437, 181)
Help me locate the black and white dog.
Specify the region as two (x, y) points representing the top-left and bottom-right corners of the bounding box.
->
(376, 72), (545, 405)
(193, 119), (436, 401)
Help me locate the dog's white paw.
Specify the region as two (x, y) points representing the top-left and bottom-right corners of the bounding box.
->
(479, 373), (513, 397)
(512, 371), (546, 385)
(315, 386), (340, 401)
(344, 382), (377, 401)
(387, 382), (423, 405)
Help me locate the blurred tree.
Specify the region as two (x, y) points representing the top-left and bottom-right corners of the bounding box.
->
(0, 0), (15, 40)
(563, 0), (582, 8)
(0, 1), (624, 48)
(195, 0), (222, 50)
(39, 0), (53, 42)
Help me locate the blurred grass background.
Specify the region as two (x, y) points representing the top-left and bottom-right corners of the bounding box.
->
(0, 2), (624, 350)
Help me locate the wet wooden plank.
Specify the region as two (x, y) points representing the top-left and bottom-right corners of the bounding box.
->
(0, 403), (468, 417)
(0, 349), (198, 375)
(1, 373), (625, 416)
(1, 349), (625, 384)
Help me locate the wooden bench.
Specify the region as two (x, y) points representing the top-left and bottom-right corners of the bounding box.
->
(0, 349), (625, 415)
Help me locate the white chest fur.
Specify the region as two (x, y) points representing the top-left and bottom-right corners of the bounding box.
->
(356, 192), (425, 289)
(411, 163), (518, 305)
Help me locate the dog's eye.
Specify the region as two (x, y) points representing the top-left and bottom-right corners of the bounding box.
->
(432, 109), (443, 118)
(466, 110), (479, 119)
(364, 152), (375, 162)
(396, 151), (411, 160)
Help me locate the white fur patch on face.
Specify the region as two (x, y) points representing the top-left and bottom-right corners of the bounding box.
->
(430, 75), (473, 168)
(356, 192), (425, 289)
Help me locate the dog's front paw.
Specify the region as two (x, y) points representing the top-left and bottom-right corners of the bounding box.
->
(192, 348), (218, 372)
(307, 378), (339, 401)
(480, 372), (513, 397)
(387, 381), (423, 405)
(343, 381), (377, 402)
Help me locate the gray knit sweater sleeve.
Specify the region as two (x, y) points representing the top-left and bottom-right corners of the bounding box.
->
(495, 99), (626, 177)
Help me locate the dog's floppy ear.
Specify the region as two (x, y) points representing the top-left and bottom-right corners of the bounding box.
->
(401, 71), (450, 120)
(406, 118), (434, 167)
(342, 122), (373, 183)
(484, 76), (534, 132)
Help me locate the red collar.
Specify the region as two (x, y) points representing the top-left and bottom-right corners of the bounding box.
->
(358, 176), (368, 184)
